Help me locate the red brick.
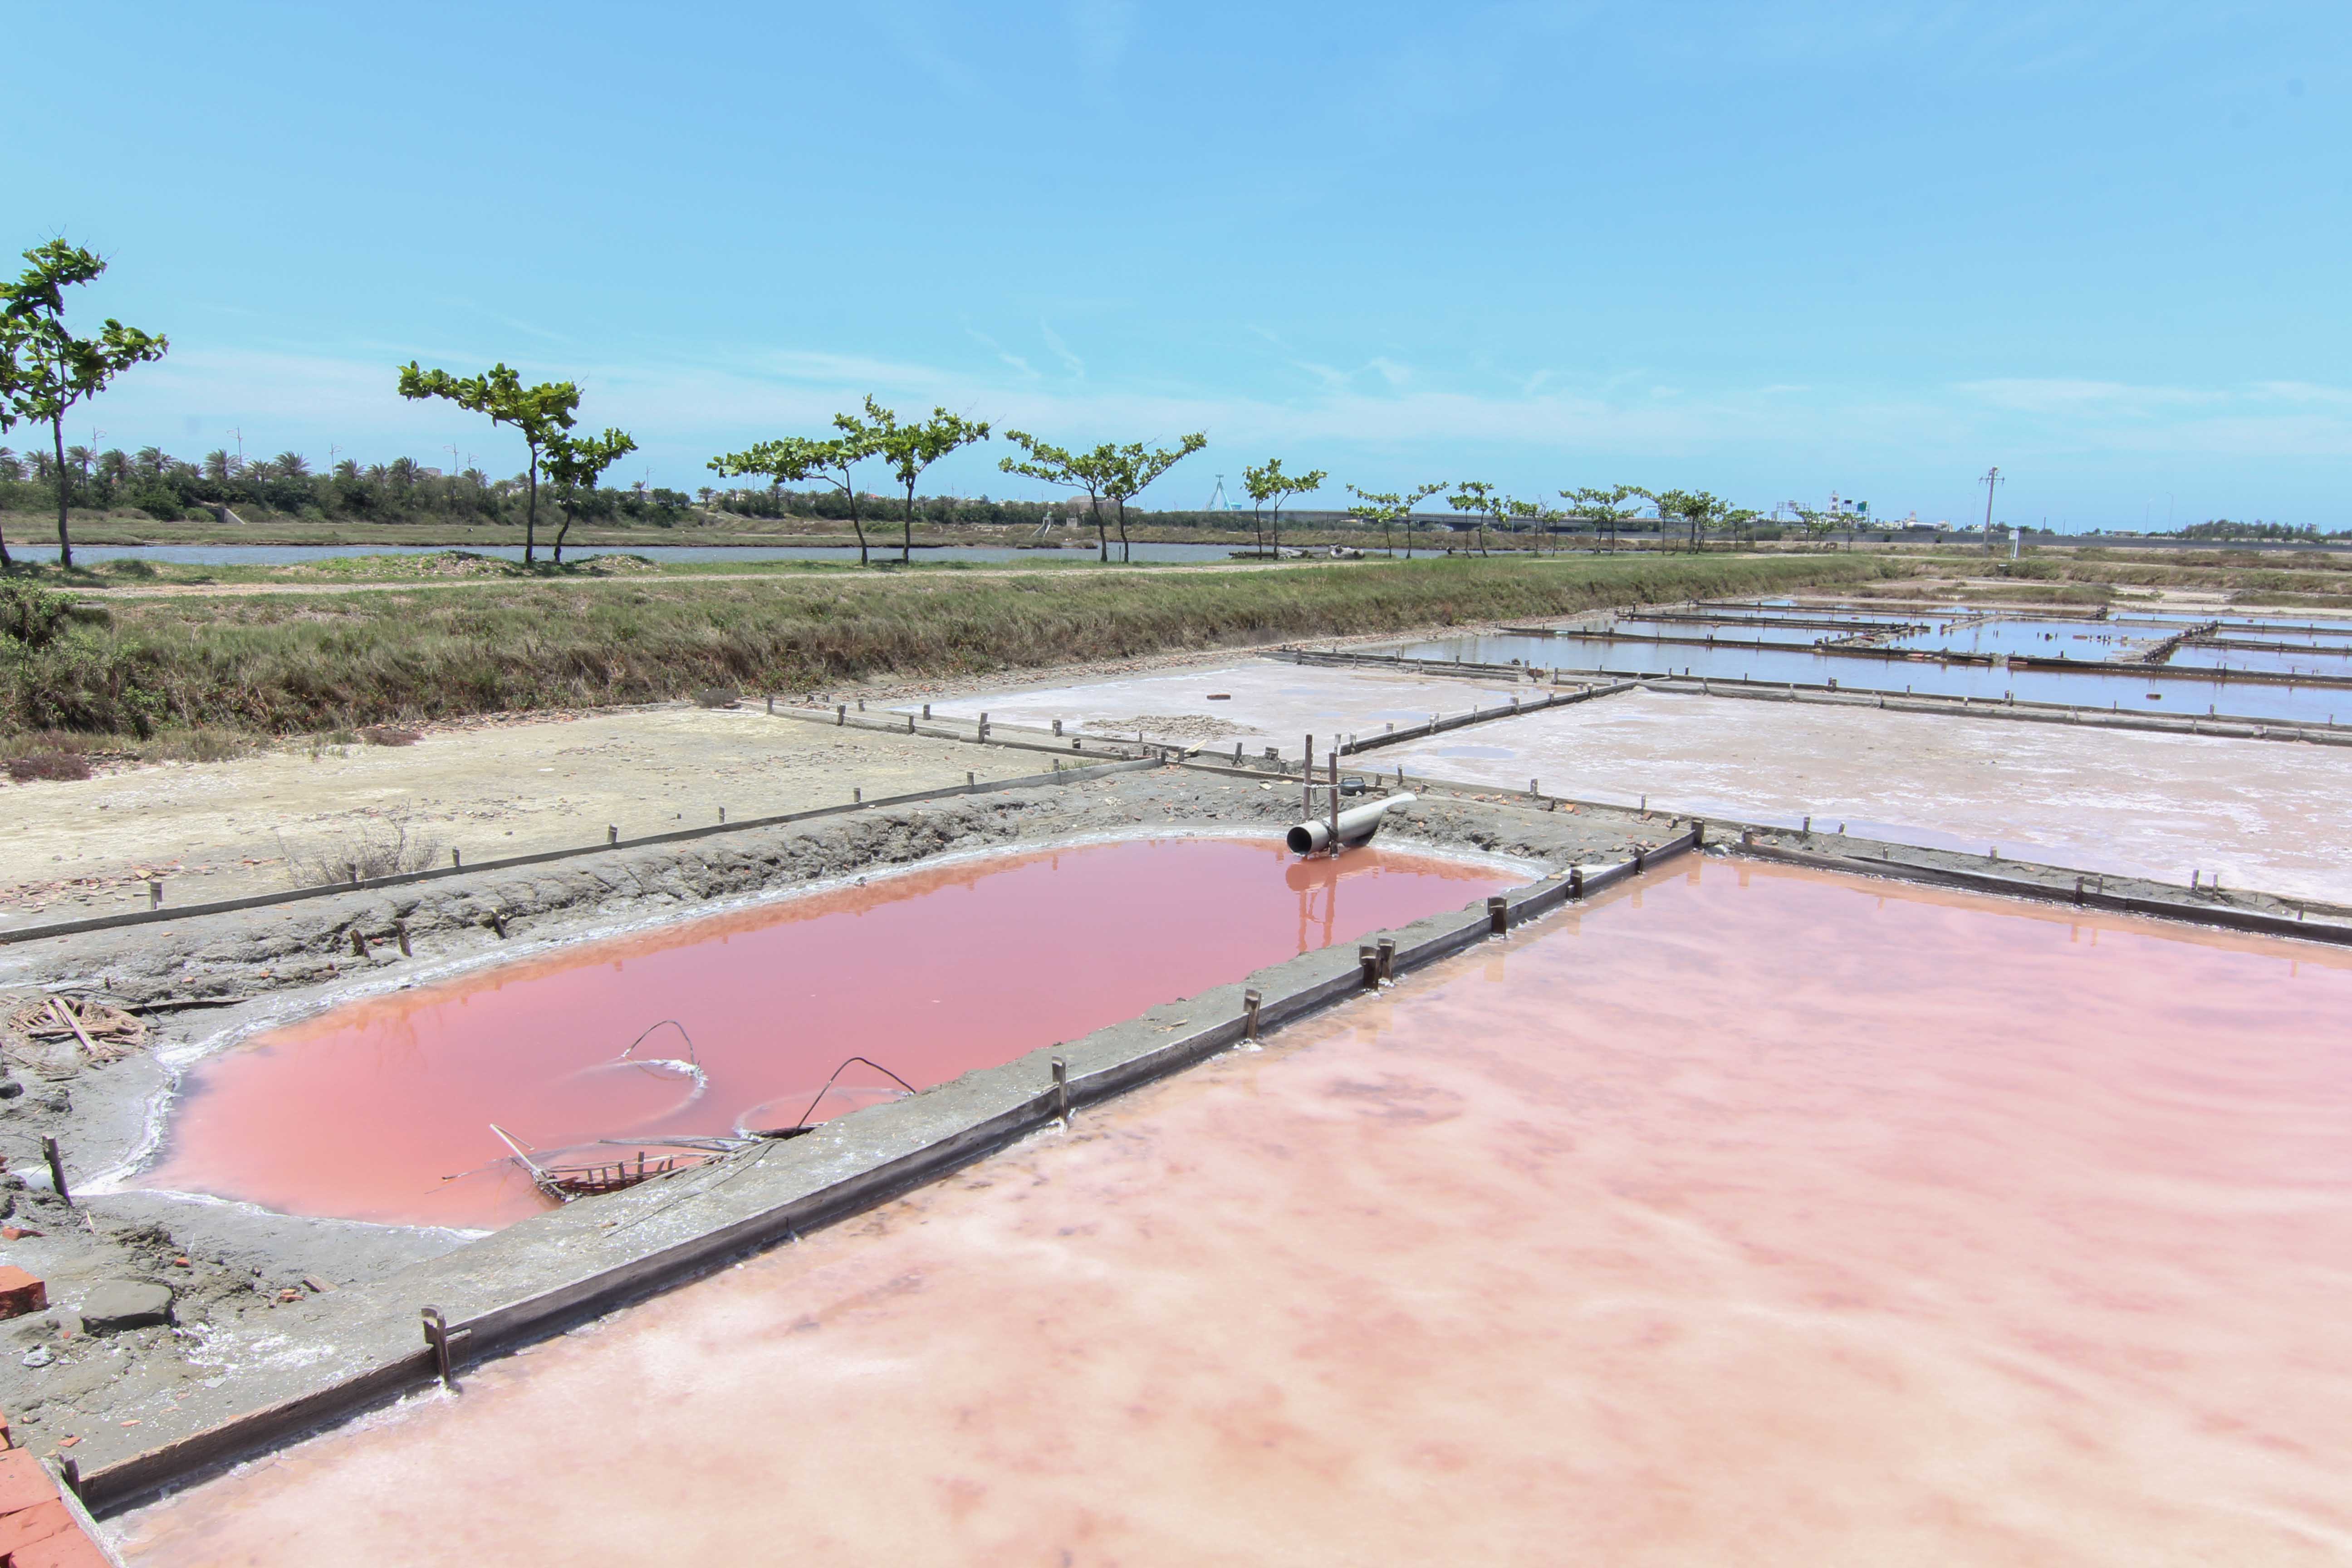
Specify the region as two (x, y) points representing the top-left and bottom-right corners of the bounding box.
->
(0, 1497), (72, 1553)
(0, 1267), (45, 1320)
(0, 1450), (57, 1514)
(10, 1531), (116, 1568)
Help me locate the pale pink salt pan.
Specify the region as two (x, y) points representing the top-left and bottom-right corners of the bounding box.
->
(116, 860), (2352, 1565)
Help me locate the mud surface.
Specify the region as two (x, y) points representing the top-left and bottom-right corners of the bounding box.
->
(110, 859), (2352, 1564)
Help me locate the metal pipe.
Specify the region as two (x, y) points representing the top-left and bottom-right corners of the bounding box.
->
(1287, 793), (1416, 855)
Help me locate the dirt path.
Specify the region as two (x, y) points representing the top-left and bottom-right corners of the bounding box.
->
(0, 707), (1052, 923)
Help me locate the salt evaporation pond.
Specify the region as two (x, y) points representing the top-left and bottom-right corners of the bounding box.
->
(1385, 631), (2352, 725)
(113, 860), (2352, 1564)
(1375, 686), (2352, 902)
(140, 837), (1513, 1230)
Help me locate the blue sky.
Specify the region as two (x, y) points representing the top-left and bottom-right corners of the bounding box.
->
(7, 1), (2347, 528)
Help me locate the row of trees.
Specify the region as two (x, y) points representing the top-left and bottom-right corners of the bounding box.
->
(1, 237), (1831, 573)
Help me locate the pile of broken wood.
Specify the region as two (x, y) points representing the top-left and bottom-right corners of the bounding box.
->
(4, 995), (148, 1065)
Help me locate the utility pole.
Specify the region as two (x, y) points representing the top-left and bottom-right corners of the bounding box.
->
(1980, 466), (2003, 553)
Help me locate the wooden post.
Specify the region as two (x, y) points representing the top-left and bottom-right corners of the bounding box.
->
(421, 1306), (457, 1392)
(1243, 988), (1262, 1042)
(718, 806), (726, 823)
(40, 1136), (68, 1205)
(608, 825), (618, 844)
(1303, 735), (1313, 819)
(1376, 937), (1396, 982)
(1052, 1058), (1070, 1124)
(979, 712), (989, 741)
(922, 703), (931, 720)
(854, 787), (862, 803)
(1360, 944), (1379, 990)
(350, 928), (368, 958)
(396, 921), (412, 958)
(148, 880), (162, 910)
(451, 848), (461, 868)
(1487, 896), (1509, 936)
(1328, 751), (1339, 857)
(766, 695), (774, 714)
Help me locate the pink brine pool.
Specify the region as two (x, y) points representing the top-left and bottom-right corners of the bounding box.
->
(140, 837), (1514, 1228)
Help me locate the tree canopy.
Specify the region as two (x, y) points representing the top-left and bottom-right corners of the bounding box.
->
(397, 361), (578, 565)
(0, 240), (168, 568)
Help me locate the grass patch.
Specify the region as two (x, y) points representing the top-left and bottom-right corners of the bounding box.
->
(4, 554), (1906, 738)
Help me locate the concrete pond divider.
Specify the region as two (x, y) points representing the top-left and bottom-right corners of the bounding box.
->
(0, 757), (1164, 950)
(1292, 645), (2352, 746)
(1721, 838), (2352, 948)
(69, 825), (1704, 1517)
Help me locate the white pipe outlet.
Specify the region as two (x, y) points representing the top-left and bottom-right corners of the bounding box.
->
(1287, 794), (1416, 856)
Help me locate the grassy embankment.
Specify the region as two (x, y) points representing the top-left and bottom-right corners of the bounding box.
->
(3, 553), (1905, 741)
(1847, 547), (2352, 609)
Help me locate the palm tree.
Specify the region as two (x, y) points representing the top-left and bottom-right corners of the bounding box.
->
(98, 449), (131, 485)
(274, 451), (311, 477)
(245, 458), (280, 483)
(65, 445), (93, 478)
(387, 457), (420, 486)
(332, 458), (361, 482)
(203, 450), (235, 483)
(0, 449), (21, 483)
(135, 446), (168, 479)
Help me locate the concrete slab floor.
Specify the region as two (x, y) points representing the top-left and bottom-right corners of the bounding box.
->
(910, 660), (1532, 755)
(0, 708), (1041, 923)
(1381, 686), (2352, 903)
(107, 859), (2352, 1564)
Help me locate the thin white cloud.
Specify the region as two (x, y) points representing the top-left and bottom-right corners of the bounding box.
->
(1039, 321), (1086, 379)
(964, 326), (1037, 379)
(59, 343), (2352, 504)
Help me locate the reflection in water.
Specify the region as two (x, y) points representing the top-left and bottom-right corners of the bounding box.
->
(142, 838), (1510, 1229)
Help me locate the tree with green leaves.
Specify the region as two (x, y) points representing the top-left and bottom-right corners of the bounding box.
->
(710, 417), (885, 564)
(396, 361), (578, 564)
(1244, 458), (1327, 557)
(1514, 497), (1571, 555)
(1654, 488), (1725, 553)
(545, 426), (638, 565)
(1447, 481), (1509, 556)
(1000, 430), (1205, 564)
(1104, 434), (1207, 562)
(0, 241), (169, 569)
(998, 432), (1118, 561)
(1345, 482), (1445, 559)
(1565, 485), (1642, 554)
(864, 398), (990, 564)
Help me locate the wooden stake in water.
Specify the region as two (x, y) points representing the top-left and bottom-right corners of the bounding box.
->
(1328, 751), (1340, 858)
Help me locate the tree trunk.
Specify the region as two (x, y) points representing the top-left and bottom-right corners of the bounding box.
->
(1271, 505), (1281, 558)
(841, 473), (867, 565)
(523, 442), (539, 565)
(1090, 495), (1107, 562)
(553, 499), (573, 564)
(1253, 505), (1264, 555)
(902, 482), (915, 564)
(52, 414), (72, 570)
(1116, 497), (1131, 563)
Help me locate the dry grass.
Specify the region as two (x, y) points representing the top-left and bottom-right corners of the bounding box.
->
(273, 813), (442, 887)
(7, 554), (1909, 738)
